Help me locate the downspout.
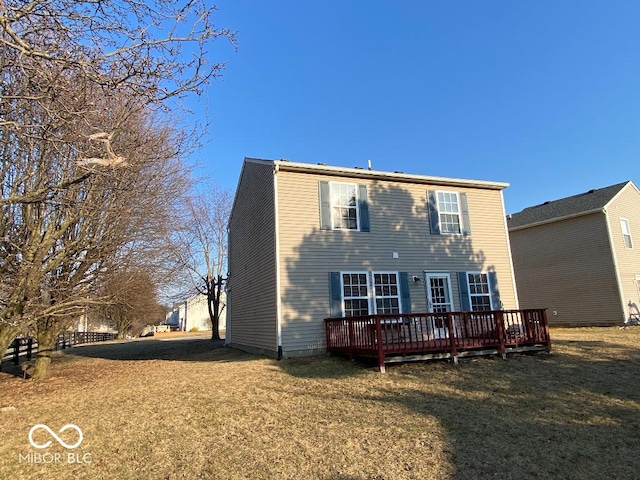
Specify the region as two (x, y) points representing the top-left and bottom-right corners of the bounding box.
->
(501, 191), (520, 309)
(225, 225), (231, 346)
(603, 208), (628, 323)
(273, 164), (283, 359)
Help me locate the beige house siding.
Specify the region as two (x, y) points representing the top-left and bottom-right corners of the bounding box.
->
(606, 183), (640, 320)
(228, 161), (278, 355)
(510, 212), (622, 326)
(276, 169), (517, 355)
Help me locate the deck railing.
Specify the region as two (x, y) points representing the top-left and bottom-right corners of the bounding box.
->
(325, 309), (550, 372)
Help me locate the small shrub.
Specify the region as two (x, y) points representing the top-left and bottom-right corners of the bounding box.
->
(189, 327), (199, 332)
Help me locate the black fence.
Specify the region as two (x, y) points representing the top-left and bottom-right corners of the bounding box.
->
(1, 331), (117, 369)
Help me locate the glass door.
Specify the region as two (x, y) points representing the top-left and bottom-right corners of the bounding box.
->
(425, 273), (453, 339)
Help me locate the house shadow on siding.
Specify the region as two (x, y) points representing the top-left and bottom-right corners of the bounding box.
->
(280, 180), (498, 368)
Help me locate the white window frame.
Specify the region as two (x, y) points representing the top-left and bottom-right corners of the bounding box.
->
(466, 271), (493, 311)
(436, 190), (462, 235)
(620, 218), (633, 249)
(371, 271), (401, 315)
(330, 182), (360, 231)
(339, 271), (402, 316)
(340, 271), (371, 317)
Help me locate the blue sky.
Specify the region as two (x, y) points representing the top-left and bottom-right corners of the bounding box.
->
(190, 1), (640, 214)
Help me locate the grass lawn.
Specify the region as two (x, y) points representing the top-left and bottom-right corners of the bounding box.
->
(1, 327), (640, 480)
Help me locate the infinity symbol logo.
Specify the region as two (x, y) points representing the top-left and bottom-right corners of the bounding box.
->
(28, 424), (83, 449)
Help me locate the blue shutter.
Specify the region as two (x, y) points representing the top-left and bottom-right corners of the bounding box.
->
(459, 192), (471, 235)
(358, 184), (370, 232)
(488, 271), (501, 310)
(427, 190), (440, 234)
(457, 272), (471, 311)
(319, 181), (332, 230)
(399, 272), (411, 313)
(329, 272), (343, 317)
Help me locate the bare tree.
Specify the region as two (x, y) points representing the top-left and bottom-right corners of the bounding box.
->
(0, 1), (234, 373)
(172, 186), (232, 340)
(98, 270), (165, 339)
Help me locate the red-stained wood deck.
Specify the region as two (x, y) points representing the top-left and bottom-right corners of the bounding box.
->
(325, 309), (551, 372)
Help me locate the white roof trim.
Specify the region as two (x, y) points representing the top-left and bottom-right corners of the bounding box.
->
(245, 158), (509, 190)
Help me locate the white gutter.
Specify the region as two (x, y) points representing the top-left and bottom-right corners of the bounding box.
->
(273, 164), (283, 359)
(603, 208), (628, 323)
(244, 158), (509, 191)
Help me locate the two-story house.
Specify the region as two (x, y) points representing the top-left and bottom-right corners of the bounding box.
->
(226, 158), (522, 359)
(508, 181), (640, 327)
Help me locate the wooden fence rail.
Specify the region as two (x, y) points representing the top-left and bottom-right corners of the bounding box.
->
(1, 332), (117, 369)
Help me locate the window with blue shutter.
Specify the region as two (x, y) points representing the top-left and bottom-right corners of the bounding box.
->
(318, 181), (370, 232)
(428, 190), (471, 235)
(458, 271), (500, 311)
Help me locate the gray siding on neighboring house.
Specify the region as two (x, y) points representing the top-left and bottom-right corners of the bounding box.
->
(276, 169), (517, 355)
(605, 183), (640, 318)
(509, 212), (622, 326)
(228, 161), (278, 355)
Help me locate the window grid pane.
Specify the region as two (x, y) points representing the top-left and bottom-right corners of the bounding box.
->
(373, 272), (400, 314)
(332, 183), (358, 230)
(342, 273), (369, 317)
(621, 219), (633, 249)
(467, 273), (492, 311)
(437, 191), (461, 234)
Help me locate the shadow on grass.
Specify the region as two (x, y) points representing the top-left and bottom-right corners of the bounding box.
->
(278, 354), (376, 379)
(369, 341), (640, 479)
(47, 338), (259, 363)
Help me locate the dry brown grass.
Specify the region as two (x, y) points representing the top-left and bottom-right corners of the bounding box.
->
(1, 327), (640, 480)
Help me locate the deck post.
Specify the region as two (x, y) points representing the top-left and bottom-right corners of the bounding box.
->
(542, 309), (552, 352)
(495, 311), (506, 359)
(347, 319), (355, 360)
(446, 313), (458, 364)
(374, 316), (385, 372)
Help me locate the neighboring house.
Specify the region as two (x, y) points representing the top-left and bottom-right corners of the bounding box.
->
(226, 158), (520, 358)
(507, 181), (640, 326)
(165, 293), (227, 333)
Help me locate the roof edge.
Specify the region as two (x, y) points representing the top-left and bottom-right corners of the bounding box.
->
(245, 157), (509, 190)
(508, 207), (605, 231)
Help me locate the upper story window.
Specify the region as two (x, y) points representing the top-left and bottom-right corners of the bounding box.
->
(437, 191), (462, 234)
(319, 181), (370, 232)
(620, 218), (633, 249)
(331, 183), (358, 230)
(427, 190), (470, 235)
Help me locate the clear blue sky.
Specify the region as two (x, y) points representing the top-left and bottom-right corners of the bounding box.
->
(190, 0), (640, 214)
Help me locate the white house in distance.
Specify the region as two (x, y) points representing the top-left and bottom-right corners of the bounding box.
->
(165, 293), (227, 335)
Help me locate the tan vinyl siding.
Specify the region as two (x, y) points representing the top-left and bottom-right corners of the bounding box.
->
(606, 184), (640, 319)
(228, 162), (278, 355)
(276, 170), (517, 354)
(510, 212), (622, 326)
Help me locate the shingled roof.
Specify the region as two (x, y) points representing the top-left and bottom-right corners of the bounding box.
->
(507, 181), (630, 230)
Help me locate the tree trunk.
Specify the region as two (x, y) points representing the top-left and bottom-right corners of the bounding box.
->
(32, 329), (59, 380)
(0, 325), (21, 370)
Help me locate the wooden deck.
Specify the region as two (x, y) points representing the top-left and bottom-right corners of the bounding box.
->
(325, 309), (551, 372)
